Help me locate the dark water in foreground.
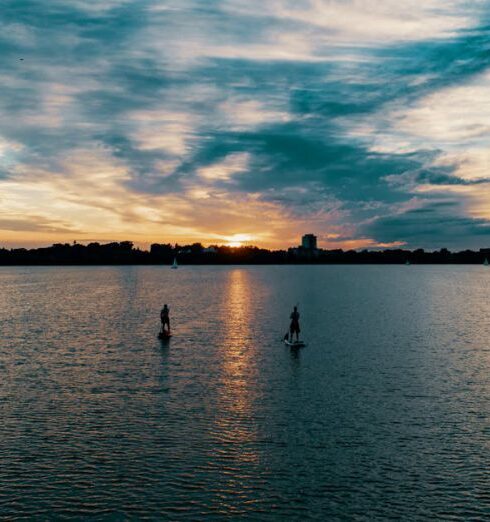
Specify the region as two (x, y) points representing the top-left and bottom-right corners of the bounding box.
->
(1, 265), (489, 520)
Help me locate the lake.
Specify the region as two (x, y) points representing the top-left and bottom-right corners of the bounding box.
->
(1, 265), (489, 519)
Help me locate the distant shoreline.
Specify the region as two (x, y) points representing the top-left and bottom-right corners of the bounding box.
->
(1, 262), (489, 267)
(1, 241), (489, 266)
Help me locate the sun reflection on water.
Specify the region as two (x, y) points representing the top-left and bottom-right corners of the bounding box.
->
(212, 269), (259, 464)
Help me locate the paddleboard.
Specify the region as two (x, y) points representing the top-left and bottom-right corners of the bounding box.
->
(284, 340), (306, 348)
(158, 332), (172, 340)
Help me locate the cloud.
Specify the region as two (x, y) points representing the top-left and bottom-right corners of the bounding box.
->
(0, 0), (490, 248)
(365, 200), (490, 248)
(0, 215), (80, 234)
(223, 0), (481, 43)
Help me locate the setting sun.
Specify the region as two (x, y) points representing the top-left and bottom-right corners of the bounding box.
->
(225, 234), (254, 247)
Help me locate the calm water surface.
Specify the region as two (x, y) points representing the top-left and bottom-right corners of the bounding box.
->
(1, 265), (489, 520)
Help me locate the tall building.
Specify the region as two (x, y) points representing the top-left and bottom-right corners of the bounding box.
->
(301, 234), (317, 250)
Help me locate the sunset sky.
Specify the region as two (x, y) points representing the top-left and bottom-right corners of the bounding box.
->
(1, 0), (490, 249)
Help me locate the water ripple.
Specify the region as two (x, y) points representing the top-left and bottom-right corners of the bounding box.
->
(0, 265), (489, 519)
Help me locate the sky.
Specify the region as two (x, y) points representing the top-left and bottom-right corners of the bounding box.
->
(1, 0), (490, 250)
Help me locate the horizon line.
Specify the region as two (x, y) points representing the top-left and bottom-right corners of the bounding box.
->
(2, 240), (490, 254)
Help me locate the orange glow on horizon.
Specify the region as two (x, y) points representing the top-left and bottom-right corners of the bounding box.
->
(0, 230), (407, 251)
(223, 233), (254, 248)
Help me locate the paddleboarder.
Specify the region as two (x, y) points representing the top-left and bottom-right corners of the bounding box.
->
(160, 304), (171, 336)
(289, 305), (300, 342)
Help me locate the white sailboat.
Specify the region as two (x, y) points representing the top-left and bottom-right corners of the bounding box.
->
(484, 258), (489, 266)
(171, 257), (178, 269)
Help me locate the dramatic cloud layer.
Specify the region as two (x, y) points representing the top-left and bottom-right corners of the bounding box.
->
(1, 0), (489, 248)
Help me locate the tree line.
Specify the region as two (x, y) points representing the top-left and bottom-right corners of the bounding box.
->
(0, 241), (489, 265)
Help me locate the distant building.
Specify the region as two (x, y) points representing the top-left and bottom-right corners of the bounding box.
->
(288, 234), (320, 259)
(301, 234), (317, 250)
